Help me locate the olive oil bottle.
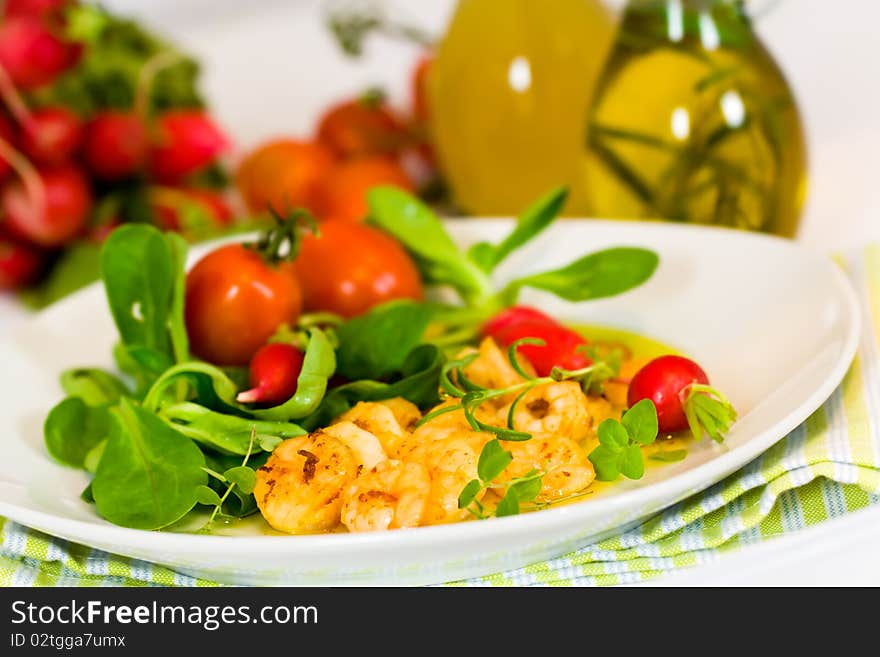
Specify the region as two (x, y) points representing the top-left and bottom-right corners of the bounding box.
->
(428, 0), (615, 215)
(583, 0), (807, 236)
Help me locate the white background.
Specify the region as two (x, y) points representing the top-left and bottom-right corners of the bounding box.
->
(6, 0), (880, 584)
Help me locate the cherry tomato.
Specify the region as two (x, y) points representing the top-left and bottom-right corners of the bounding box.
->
(1, 164), (92, 247)
(316, 97), (406, 159)
(0, 17), (78, 90)
(0, 234), (43, 288)
(185, 244), (302, 366)
(294, 220), (423, 318)
(627, 355), (709, 433)
(236, 342), (305, 406)
(236, 139), (334, 214)
(83, 111), (149, 180)
(481, 305), (556, 340)
(493, 320), (591, 377)
(149, 110), (229, 183)
(313, 156), (413, 223)
(20, 106), (83, 166)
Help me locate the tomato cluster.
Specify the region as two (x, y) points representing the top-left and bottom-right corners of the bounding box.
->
(235, 58), (434, 225)
(0, 1), (230, 291)
(185, 218), (423, 374)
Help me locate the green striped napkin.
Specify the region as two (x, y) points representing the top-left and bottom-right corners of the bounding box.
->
(3, 246), (879, 587)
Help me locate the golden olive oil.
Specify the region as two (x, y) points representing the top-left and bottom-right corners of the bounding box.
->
(428, 0), (615, 215)
(583, 0), (807, 236)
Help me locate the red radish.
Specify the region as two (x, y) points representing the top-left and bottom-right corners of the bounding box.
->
(0, 17), (78, 90)
(236, 342), (305, 405)
(627, 355), (736, 442)
(151, 187), (233, 233)
(149, 111), (229, 183)
(1, 165), (92, 247)
(83, 111), (149, 180)
(494, 320), (591, 377)
(20, 107), (83, 166)
(3, 0), (74, 19)
(482, 305), (556, 341)
(0, 235), (43, 288)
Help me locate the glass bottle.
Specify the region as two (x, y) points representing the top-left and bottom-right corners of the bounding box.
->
(583, 0), (807, 236)
(427, 0), (616, 216)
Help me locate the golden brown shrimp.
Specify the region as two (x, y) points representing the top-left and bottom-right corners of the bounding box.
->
(340, 459), (431, 532)
(421, 432), (491, 525)
(491, 435), (594, 503)
(499, 381), (592, 442)
(322, 421), (387, 470)
(336, 402), (406, 454)
(459, 337), (535, 406)
(255, 433), (359, 533)
(377, 397), (422, 433)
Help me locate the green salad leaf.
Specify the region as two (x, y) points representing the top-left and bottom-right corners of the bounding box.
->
(467, 186), (568, 273)
(477, 439), (513, 482)
(588, 399), (660, 481)
(44, 398), (112, 469)
(302, 343), (444, 430)
(92, 399), (207, 530)
(143, 328), (336, 422)
(336, 301), (432, 381)
(101, 225), (176, 356)
(159, 402), (305, 456)
(60, 369), (130, 406)
(502, 247), (660, 304)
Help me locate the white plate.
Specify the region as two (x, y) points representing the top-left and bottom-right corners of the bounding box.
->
(0, 220), (860, 586)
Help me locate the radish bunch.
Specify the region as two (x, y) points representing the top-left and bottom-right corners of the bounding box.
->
(0, 2), (231, 295)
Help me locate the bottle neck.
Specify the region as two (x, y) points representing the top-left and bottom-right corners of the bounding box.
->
(623, 0), (752, 49)
(628, 0), (742, 9)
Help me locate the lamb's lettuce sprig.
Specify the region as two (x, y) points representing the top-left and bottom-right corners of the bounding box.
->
(367, 186), (659, 327)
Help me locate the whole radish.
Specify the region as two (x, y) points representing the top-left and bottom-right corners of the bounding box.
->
(3, 0), (74, 20)
(0, 17), (78, 89)
(627, 355), (736, 442)
(1, 165), (92, 247)
(494, 320), (591, 377)
(20, 107), (83, 166)
(0, 235), (43, 288)
(236, 342), (305, 406)
(481, 305), (556, 340)
(149, 110), (228, 183)
(83, 111), (149, 180)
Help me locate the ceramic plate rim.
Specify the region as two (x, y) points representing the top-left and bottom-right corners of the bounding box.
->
(0, 220), (862, 555)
